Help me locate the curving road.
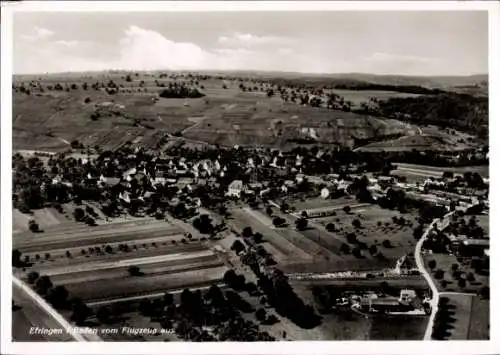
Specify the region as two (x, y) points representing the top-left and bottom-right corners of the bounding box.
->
(12, 276), (102, 342)
(414, 209), (463, 340)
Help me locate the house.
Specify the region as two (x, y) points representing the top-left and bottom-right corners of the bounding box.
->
(154, 177), (166, 185)
(320, 187), (330, 199)
(227, 180), (244, 198)
(123, 167), (137, 179)
(458, 239), (489, 257)
(100, 176), (121, 186)
(399, 289), (417, 305)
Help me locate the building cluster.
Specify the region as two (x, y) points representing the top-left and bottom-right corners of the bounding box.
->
(335, 289), (427, 316)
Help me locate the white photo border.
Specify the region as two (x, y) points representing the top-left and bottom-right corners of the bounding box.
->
(1, 1), (499, 354)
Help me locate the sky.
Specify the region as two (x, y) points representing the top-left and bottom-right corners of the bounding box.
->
(12, 11), (488, 76)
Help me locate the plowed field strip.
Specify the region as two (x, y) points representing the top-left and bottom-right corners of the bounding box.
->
(50, 255), (222, 285)
(66, 267), (228, 302)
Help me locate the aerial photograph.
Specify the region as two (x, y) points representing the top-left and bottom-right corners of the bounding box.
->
(9, 8), (490, 343)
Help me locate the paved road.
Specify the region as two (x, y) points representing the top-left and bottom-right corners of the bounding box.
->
(12, 276), (102, 342)
(12, 282), (74, 342)
(414, 209), (466, 340)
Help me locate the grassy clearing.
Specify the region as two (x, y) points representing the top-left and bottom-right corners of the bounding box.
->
(14, 219), (181, 252)
(13, 207), (69, 234)
(49, 256), (224, 286)
(331, 89), (422, 106)
(316, 205), (418, 262)
(468, 296), (490, 340)
(442, 294), (474, 340)
(230, 207), (309, 261)
(423, 253), (489, 294)
(289, 196), (358, 212)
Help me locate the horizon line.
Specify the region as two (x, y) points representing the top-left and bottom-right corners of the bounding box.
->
(12, 69), (489, 78)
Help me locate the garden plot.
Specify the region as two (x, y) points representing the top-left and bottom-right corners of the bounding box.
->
(315, 205), (418, 263)
(231, 207), (312, 261)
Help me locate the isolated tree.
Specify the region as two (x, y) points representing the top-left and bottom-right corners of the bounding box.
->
(428, 260), (437, 270)
(29, 221), (40, 232)
(242, 226), (253, 239)
(295, 218), (308, 231)
(343, 206), (351, 214)
(413, 225), (424, 240)
(96, 305), (111, 324)
(266, 206), (273, 216)
(255, 308), (267, 322)
(457, 278), (466, 289)
(35, 275), (53, 295)
(368, 244), (378, 256)
(273, 217), (285, 227)
(138, 298), (154, 316)
(128, 265), (141, 276)
(47, 285), (69, 309)
(71, 299), (93, 326)
(470, 258), (483, 272)
(451, 263), (459, 272)
(340, 243), (351, 254)
(12, 249), (22, 267)
(231, 239), (246, 254)
(27, 271), (40, 284)
(326, 223), (335, 232)
(352, 248), (362, 258)
(163, 292), (174, 306)
(479, 286), (489, 299)
(434, 269), (445, 280)
(352, 219), (362, 229)
(382, 240), (392, 248)
(253, 232), (264, 244)
(346, 232), (357, 244)
(73, 208), (85, 222)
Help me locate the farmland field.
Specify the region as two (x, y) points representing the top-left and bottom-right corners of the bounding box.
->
(441, 294), (489, 340)
(287, 196), (360, 213)
(330, 89), (422, 106)
(423, 253), (489, 294)
(13, 73), (476, 152)
(64, 267), (227, 302)
(15, 212), (230, 305)
(315, 205), (418, 263)
(231, 203), (411, 273)
(393, 163), (489, 178)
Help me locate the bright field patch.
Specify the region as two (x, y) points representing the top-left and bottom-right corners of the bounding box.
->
(330, 89), (422, 107)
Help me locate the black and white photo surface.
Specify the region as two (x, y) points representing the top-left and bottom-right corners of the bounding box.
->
(1, 1), (497, 355)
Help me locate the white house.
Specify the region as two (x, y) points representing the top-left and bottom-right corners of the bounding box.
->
(227, 180), (244, 198)
(320, 187), (330, 199)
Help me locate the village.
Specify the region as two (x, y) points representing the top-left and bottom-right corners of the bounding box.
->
(11, 138), (489, 341)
